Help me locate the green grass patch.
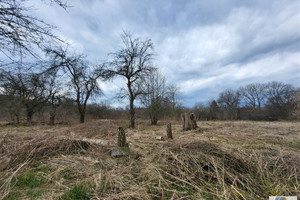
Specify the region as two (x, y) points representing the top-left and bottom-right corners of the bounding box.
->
(60, 183), (92, 200)
(271, 140), (300, 150)
(272, 140), (287, 147)
(200, 193), (214, 200)
(13, 172), (47, 189)
(3, 191), (22, 200)
(290, 140), (300, 150)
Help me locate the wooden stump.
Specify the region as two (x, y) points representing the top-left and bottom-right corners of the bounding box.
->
(117, 127), (127, 147)
(185, 113), (191, 131)
(181, 113), (185, 131)
(167, 123), (173, 139)
(181, 113), (198, 131)
(190, 113), (198, 129)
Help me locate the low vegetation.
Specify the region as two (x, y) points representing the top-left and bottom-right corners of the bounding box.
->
(0, 120), (299, 199)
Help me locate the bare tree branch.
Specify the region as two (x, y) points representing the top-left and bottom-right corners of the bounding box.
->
(0, 0), (67, 64)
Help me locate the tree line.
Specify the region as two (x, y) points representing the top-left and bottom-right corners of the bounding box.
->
(193, 82), (300, 121)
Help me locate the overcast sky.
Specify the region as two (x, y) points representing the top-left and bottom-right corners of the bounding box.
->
(27, 0), (300, 107)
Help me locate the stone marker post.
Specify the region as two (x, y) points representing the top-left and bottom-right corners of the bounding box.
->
(111, 127), (129, 157)
(117, 127), (127, 147)
(181, 113), (185, 131)
(167, 123), (173, 139)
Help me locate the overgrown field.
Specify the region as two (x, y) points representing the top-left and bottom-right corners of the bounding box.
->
(0, 120), (299, 199)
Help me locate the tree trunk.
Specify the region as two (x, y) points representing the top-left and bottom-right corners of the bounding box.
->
(49, 115), (55, 125)
(129, 97), (135, 128)
(80, 112), (85, 123)
(49, 107), (56, 125)
(15, 114), (20, 124)
(150, 115), (158, 125)
(26, 111), (33, 123)
(77, 101), (86, 123)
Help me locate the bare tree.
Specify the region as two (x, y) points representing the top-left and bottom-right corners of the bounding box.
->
(49, 92), (62, 125)
(217, 89), (241, 120)
(0, 92), (23, 123)
(265, 81), (296, 120)
(0, 69), (53, 123)
(209, 99), (220, 120)
(166, 84), (180, 112)
(108, 32), (155, 128)
(140, 70), (166, 125)
(46, 48), (105, 123)
(0, 0), (67, 64)
(194, 102), (210, 120)
(293, 88), (300, 120)
(239, 83), (266, 110)
(44, 68), (62, 125)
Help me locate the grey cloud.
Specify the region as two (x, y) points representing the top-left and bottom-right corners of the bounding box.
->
(20, 0), (300, 107)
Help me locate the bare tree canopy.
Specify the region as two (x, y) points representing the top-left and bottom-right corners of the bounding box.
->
(217, 89), (241, 120)
(265, 81), (296, 120)
(46, 47), (105, 123)
(0, 0), (67, 64)
(239, 83), (266, 110)
(140, 70), (166, 125)
(0, 68), (56, 123)
(166, 84), (180, 111)
(108, 31), (155, 128)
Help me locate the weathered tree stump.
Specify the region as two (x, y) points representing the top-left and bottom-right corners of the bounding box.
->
(187, 113), (193, 130)
(184, 113), (191, 130)
(181, 113), (185, 130)
(181, 113), (198, 131)
(190, 113), (198, 129)
(167, 123), (173, 139)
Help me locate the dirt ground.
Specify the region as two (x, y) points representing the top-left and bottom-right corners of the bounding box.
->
(0, 120), (299, 199)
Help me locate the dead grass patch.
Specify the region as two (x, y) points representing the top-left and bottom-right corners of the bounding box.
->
(0, 120), (299, 199)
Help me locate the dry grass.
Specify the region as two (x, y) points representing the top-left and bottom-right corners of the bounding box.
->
(0, 120), (299, 199)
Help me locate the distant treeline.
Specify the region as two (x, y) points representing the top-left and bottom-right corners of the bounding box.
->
(0, 81), (298, 124)
(0, 95), (181, 124)
(192, 81), (300, 121)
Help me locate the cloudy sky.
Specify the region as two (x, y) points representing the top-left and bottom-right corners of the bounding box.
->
(27, 0), (300, 107)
